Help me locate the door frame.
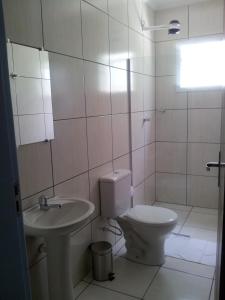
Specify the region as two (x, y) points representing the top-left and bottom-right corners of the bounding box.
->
(0, 0), (31, 299)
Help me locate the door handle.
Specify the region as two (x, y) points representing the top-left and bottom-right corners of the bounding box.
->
(206, 162), (225, 171)
(206, 152), (225, 187)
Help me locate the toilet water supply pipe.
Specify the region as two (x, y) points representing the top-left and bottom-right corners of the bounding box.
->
(101, 59), (134, 237)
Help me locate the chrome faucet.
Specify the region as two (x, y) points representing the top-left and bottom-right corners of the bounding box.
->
(38, 195), (62, 211)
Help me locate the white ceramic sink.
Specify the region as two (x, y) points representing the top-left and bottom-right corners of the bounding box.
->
(23, 197), (95, 300)
(23, 197), (95, 237)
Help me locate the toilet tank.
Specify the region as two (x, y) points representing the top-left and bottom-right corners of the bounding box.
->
(100, 169), (131, 218)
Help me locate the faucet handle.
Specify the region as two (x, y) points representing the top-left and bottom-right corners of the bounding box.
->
(38, 195), (48, 206)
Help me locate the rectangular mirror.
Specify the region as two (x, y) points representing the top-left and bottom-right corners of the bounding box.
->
(6, 41), (54, 147)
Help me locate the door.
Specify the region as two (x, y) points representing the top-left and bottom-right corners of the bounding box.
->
(216, 91), (225, 300)
(0, 1), (31, 299)
(207, 90), (225, 300)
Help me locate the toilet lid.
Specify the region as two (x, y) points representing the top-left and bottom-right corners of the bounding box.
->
(126, 205), (177, 226)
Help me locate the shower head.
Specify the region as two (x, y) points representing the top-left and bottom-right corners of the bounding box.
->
(141, 19), (181, 35)
(168, 20), (181, 35)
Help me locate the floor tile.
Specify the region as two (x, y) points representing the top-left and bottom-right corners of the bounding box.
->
(200, 242), (217, 266)
(154, 201), (192, 212)
(90, 257), (159, 298)
(74, 281), (89, 299)
(77, 284), (137, 300)
(117, 246), (127, 257)
(172, 225), (182, 234)
(192, 207), (218, 216)
(144, 268), (212, 300)
(163, 256), (215, 279)
(184, 212), (218, 231)
(210, 281), (215, 300)
(180, 226), (217, 243)
(165, 234), (207, 263)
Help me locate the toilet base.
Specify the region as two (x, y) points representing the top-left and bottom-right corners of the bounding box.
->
(124, 238), (166, 266)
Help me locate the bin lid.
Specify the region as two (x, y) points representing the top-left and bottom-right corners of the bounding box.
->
(91, 241), (112, 255)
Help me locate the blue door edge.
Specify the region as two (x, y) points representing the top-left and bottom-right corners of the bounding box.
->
(0, 0), (31, 299)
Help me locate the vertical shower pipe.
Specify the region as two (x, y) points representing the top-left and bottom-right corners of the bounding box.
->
(127, 59), (134, 207)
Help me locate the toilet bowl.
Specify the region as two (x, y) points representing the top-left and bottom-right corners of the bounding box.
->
(117, 205), (177, 266)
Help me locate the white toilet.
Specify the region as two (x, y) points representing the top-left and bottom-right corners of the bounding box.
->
(100, 169), (177, 266)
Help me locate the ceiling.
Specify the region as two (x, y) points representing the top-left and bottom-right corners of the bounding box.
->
(147, 0), (212, 10)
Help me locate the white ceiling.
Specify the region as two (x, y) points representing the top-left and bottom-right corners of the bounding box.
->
(147, 0), (212, 10)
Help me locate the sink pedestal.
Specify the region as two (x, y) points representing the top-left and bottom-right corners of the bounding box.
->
(46, 235), (73, 300)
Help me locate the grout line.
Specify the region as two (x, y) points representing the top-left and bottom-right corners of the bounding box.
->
(161, 265), (214, 280)
(75, 281), (92, 300)
(90, 281), (141, 300)
(142, 266), (160, 299)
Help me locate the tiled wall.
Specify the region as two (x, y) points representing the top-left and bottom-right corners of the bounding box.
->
(3, 0), (155, 298)
(155, 0), (224, 209)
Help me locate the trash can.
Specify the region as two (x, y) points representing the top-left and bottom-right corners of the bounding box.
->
(90, 241), (115, 281)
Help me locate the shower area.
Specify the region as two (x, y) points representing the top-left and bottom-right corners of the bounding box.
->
(2, 0), (223, 299)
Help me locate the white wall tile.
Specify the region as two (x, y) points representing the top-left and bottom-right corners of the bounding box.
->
(188, 109), (221, 143)
(30, 258), (49, 300)
(82, 2), (109, 65)
(132, 147), (145, 186)
(18, 143), (53, 199)
(109, 17), (129, 70)
(111, 67), (129, 114)
(84, 62), (111, 116)
(19, 114), (46, 145)
(12, 43), (41, 78)
(133, 182), (145, 206)
(112, 114), (130, 158)
(156, 110), (187, 142)
(71, 223), (92, 286)
(40, 51), (50, 80)
(51, 119), (88, 184)
(128, 0), (142, 33)
(87, 116), (113, 168)
(155, 6), (188, 42)
(108, 0), (128, 25)
(130, 72), (144, 112)
(188, 143), (220, 176)
(16, 78), (43, 115)
(144, 143), (155, 178)
(188, 90), (222, 109)
(144, 111), (155, 145)
(84, 0), (108, 12)
(9, 78), (17, 115)
(91, 217), (116, 245)
(131, 112), (144, 150)
(113, 154), (131, 171)
(42, 0), (82, 57)
(13, 116), (20, 147)
(156, 76), (187, 110)
(156, 40), (179, 76)
(50, 53), (85, 120)
(145, 174), (156, 205)
(44, 114), (54, 140)
(89, 162), (113, 217)
(54, 172), (89, 200)
(187, 175), (219, 208)
(189, 0), (224, 37)
(156, 142), (187, 174)
(143, 75), (155, 111)
(141, 0), (155, 40)
(42, 80), (52, 114)
(156, 173), (186, 205)
(129, 29), (144, 73)
(143, 38), (155, 76)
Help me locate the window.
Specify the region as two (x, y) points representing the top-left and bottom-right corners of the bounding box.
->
(179, 40), (225, 89)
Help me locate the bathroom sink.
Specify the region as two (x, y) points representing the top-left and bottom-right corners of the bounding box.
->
(23, 197), (95, 237)
(23, 197), (95, 300)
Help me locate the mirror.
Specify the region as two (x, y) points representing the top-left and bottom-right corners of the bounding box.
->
(6, 41), (54, 147)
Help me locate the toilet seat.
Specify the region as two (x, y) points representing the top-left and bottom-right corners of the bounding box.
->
(125, 205), (177, 227)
